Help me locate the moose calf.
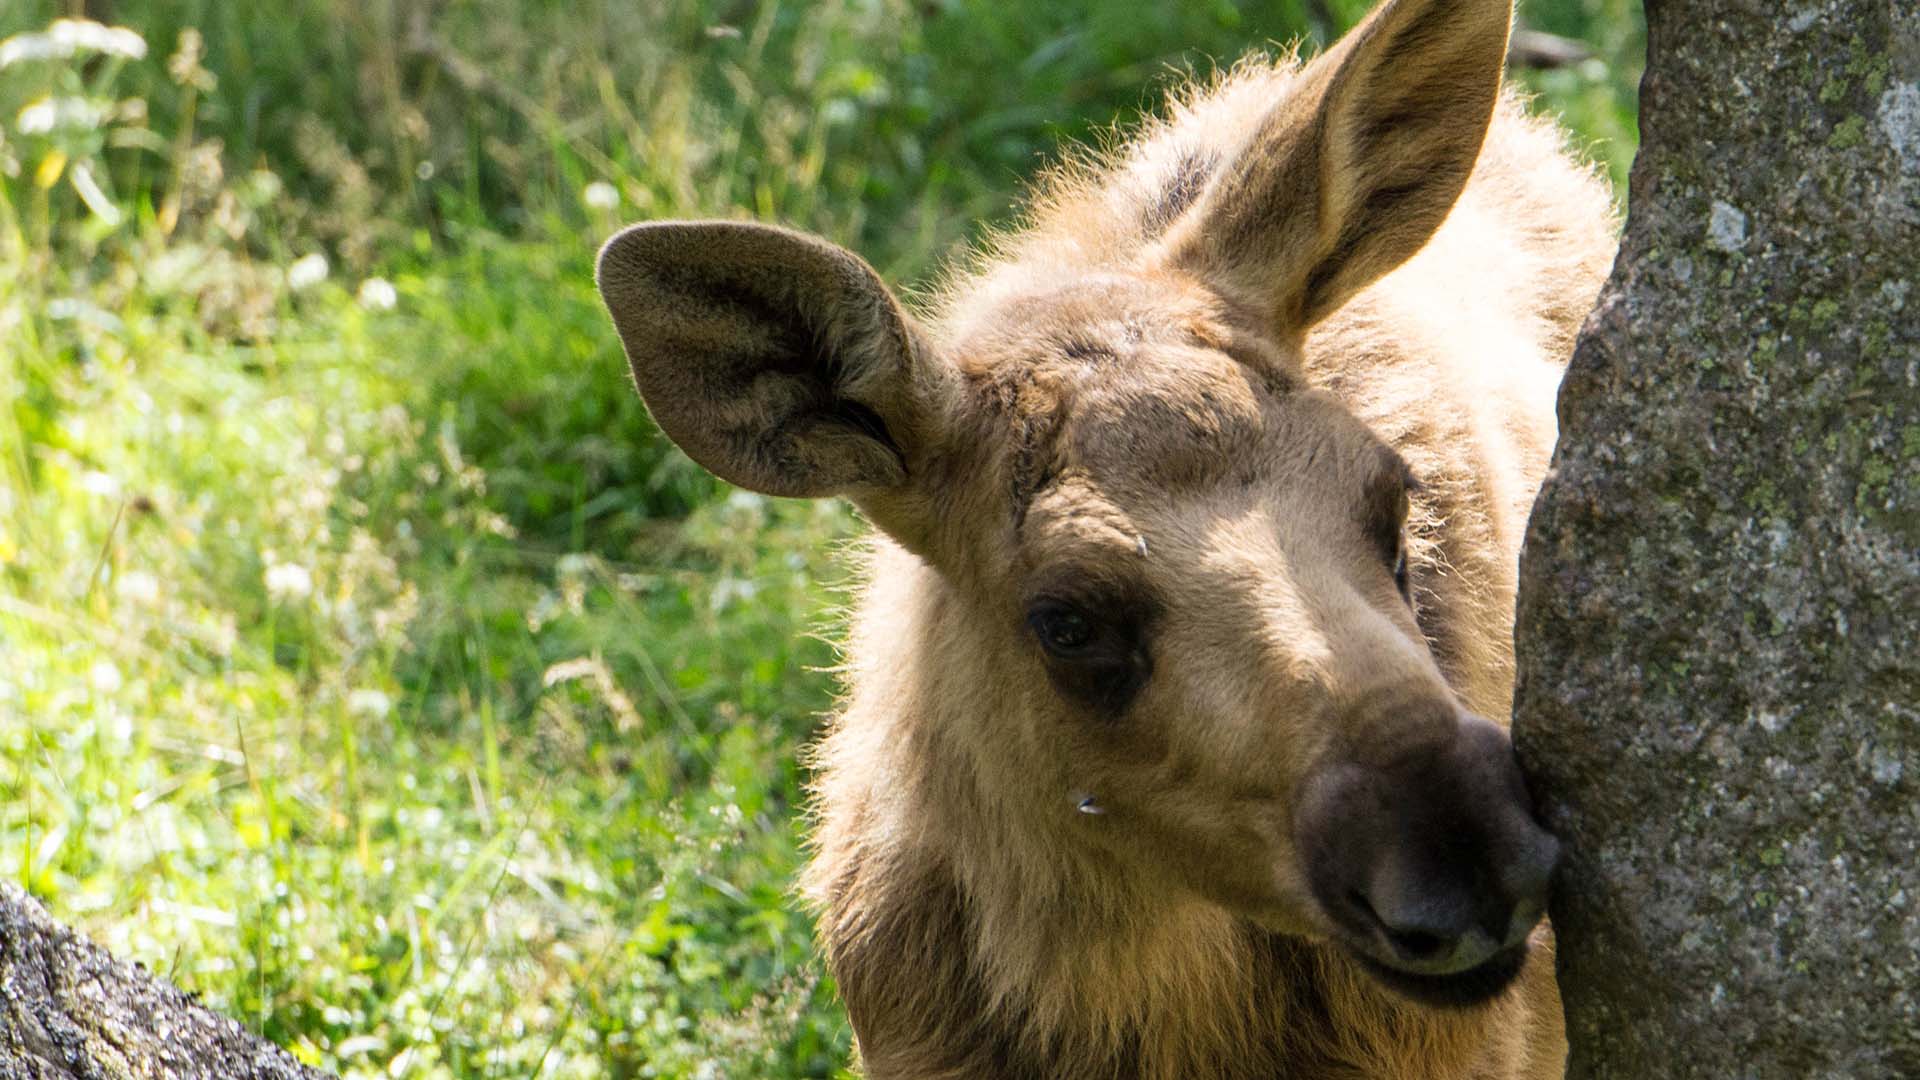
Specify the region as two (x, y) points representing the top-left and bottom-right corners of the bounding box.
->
(596, 0), (1616, 1074)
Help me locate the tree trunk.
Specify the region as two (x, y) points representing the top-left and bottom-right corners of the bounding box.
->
(1513, 0), (1919, 1076)
(0, 884), (332, 1080)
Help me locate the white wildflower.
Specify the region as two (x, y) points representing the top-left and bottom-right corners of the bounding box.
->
(17, 96), (106, 135)
(79, 470), (119, 497)
(347, 688), (392, 719)
(724, 489), (766, 514)
(710, 575), (760, 613)
(582, 180), (619, 211)
(88, 659), (123, 695)
(264, 561), (314, 599)
(0, 19), (147, 68)
(245, 168), (283, 203)
(0, 33), (63, 67)
(56, 19), (146, 59)
(356, 276), (398, 311)
(287, 252), (329, 291)
(58, 19), (144, 58)
(45, 297), (125, 334)
(116, 569), (161, 605)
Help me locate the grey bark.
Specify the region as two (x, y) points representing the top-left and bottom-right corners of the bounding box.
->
(1512, 0), (1920, 1077)
(0, 884), (333, 1080)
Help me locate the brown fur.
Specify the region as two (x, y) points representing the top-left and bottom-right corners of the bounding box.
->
(595, 0), (1617, 1075)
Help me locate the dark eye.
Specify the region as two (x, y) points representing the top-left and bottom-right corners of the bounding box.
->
(1029, 603), (1096, 656)
(1024, 593), (1155, 714)
(1392, 542), (1410, 601)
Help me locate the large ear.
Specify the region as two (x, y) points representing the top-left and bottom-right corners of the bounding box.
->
(1158, 0), (1512, 330)
(596, 221), (952, 506)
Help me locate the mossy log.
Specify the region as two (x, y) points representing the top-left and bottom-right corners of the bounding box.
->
(0, 884), (332, 1080)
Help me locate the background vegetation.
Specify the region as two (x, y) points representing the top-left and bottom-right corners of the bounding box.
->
(0, 1), (1640, 1076)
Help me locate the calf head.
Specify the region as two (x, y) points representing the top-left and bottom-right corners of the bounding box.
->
(597, 0), (1555, 1009)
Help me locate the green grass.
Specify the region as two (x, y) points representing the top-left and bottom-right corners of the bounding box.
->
(0, 2), (1641, 1076)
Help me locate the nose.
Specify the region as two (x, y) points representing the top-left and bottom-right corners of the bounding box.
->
(1293, 712), (1559, 977)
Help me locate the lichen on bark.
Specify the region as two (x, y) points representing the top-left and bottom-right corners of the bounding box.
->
(1513, 0), (1919, 1076)
(0, 884), (332, 1080)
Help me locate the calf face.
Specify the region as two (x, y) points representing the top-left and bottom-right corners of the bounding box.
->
(596, 0), (1556, 1008)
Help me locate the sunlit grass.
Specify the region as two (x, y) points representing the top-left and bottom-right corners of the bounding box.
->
(1, 224), (859, 1074)
(1, 2), (1641, 1076)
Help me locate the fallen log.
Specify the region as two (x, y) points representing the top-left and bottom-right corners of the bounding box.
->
(0, 883), (333, 1080)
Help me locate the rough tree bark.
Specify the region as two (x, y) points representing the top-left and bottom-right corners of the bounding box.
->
(0, 884), (332, 1080)
(1514, 0), (1919, 1077)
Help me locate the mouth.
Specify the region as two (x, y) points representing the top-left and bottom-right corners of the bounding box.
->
(1350, 941), (1531, 1009)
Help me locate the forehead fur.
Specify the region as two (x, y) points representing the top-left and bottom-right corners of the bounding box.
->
(951, 273), (1298, 523)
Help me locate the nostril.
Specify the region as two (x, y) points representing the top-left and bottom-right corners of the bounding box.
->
(1347, 889), (1462, 962)
(1384, 927), (1449, 961)
(1346, 889), (1378, 925)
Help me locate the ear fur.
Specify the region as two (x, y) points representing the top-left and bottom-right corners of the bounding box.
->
(1160, 0), (1513, 329)
(596, 220), (947, 501)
